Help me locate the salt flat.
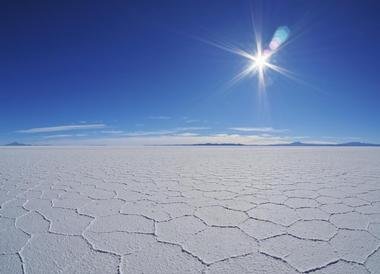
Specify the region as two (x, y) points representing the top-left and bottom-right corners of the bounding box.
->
(1, 147), (380, 274)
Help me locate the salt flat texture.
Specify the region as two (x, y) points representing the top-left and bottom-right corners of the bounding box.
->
(1, 147), (380, 274)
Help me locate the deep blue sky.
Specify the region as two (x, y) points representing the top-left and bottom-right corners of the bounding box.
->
(1, 0), (379, 145)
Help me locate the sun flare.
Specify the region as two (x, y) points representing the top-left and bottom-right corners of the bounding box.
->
(202, 26), (291, 93)
(250, 51), (270, 71)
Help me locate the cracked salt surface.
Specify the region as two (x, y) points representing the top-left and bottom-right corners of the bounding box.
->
(0, 147), (380, 273)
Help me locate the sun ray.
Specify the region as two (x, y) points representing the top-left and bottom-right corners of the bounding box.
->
(207, 25), (292, 93)
(194, 19), (297, 95)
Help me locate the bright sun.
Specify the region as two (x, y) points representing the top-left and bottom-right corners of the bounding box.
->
(202, 26), (290, 92)
(246, 50), (273, 90)
(251, 51), (270, 71)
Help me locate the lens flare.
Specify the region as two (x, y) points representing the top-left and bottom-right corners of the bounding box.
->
(269, 26), (290, 51)
(198, 25), (291, 93)
(243, 25), (290, 91)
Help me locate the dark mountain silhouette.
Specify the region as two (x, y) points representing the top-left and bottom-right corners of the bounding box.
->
(273, 141), (380, 147)
(187, 141), (380, 147)
(188, 143), (244, 146)
(4, 142), (31, 146)
(335, 142), (380, 147)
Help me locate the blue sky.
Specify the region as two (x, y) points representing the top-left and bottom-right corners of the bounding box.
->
(1, 0), (379, 145)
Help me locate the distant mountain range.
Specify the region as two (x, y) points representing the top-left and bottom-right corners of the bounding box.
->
(187, 141), (380, 147)
(4, 142), (31, 146)
(184, 143), (244, 146)
(269, 141), (380, 147)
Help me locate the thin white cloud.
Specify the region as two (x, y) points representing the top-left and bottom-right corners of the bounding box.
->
(175, 132), (200, 137)
(101, 130), (124, 134)
(184, 119), (199, 123)
(176, 127), (209, 131)
(17, 124), (106, 133)
(291, 136), (309, 139)
(37, 133), (294, 146)
(304, 140), (338, 145)
(322, 136), (361, 140)
(122, 127), (209, 137)
(148, 116), (171, 120)
(43, 134), (73, 139)
(123, 129), (178, 137)
(230, 127), (288, 133)
(43, 133), (88, 139)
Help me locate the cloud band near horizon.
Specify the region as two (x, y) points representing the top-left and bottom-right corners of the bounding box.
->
(229, 127), (288, 133)
(17, 124), (106, 133)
